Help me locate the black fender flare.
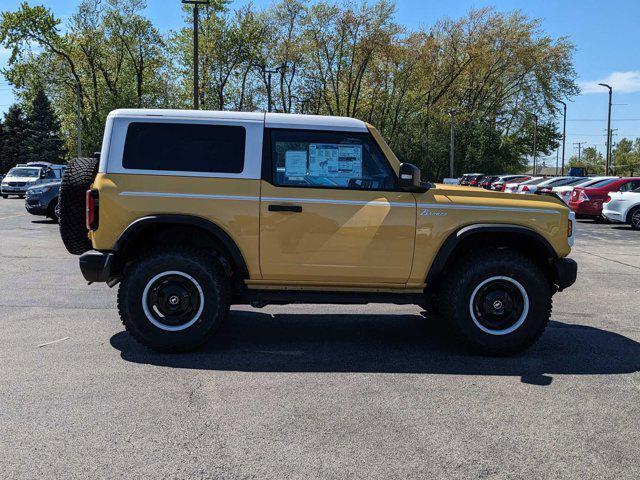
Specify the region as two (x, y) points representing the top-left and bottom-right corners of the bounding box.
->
(426, 223), (558, 284)
(114, 214), (249, 279)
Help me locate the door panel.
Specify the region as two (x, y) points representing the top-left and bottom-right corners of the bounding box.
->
(259, 181), (416, 284)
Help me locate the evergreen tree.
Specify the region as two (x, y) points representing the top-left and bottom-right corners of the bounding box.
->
(0, 105), (28, 174)
(24, 88), (66, 164)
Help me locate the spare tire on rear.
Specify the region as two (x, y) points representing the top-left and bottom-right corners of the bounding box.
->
(59, 157), (99, 255)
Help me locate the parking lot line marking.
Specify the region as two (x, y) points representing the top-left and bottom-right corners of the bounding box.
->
(573, 248), (640, 270)
(0, 213), (27, 220)
(37, 337), (70, 348)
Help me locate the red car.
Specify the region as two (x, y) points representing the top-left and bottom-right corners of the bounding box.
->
(569, 177), (640, 220)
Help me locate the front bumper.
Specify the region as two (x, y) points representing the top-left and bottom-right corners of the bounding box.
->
(602, 207), (625, 223)
(79, 251), (116, 283)
(25, 204), (48, 216)
(552, 258), (577, 291)
(1, 186), (28, 195)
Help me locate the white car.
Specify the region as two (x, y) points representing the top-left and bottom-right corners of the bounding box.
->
(517, 176), (587, 194)
(552, 176), (618, 204)
(504, 176), (545, 193)
(602, 187), (640, 229)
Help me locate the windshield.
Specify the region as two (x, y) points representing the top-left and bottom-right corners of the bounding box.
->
(589, 178), (618, 188)
(559, 177), (588, 186)
(7, 167), (40, 178)
(520, 177), (546, 186)
(576, 178), (610, 188)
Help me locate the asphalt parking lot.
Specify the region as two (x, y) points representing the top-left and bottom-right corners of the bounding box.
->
(0, 197), (638, 480)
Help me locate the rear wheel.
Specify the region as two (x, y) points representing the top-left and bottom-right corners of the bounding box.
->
(117, 249), (230, 353)
(629, 207), (640, 230)
(59, 157), (98, 254)
(440, 249), (552, 356)
(1, 195), (7, 199)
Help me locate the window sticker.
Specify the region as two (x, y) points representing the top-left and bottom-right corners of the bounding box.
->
(309, 144), (362, 179)
(284, 150), (308, 177)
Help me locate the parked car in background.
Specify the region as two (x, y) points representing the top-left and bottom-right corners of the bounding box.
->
(25, 181), (61, 222)
(1, 162), (65, 198)
(552, 176), (618, 205)
(491, 175), (531, 191)
(518, 176), (586, 194)
(569, 177), (640, 221)
(459, 173), (485, 186)
(535, 177), (588, 197)
(602, 187), (640, 229)
(504, 176), (546, 193)
(479, 175), (499, 189)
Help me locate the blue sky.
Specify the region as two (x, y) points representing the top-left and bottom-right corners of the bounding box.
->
(2, 0), (640, 165)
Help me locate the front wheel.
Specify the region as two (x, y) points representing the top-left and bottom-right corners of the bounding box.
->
(117, 249), (230, 353)
(440, 250), (552, 356)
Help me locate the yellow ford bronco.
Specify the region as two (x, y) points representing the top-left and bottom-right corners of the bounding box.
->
(58, 109), (577, 355)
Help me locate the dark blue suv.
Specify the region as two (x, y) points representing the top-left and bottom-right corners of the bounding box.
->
(25, 181), (61, 222)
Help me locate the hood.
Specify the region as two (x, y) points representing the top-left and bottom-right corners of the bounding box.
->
(429, 182), (567, 209)
(27, 182), (61, 191)
(2, 176), (39, 183)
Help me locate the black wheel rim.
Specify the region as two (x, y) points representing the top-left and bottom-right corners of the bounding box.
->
(143, 272), (202, 330)
(470, 276), (528, 335)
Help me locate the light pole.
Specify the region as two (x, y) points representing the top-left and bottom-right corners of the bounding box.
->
(182, 0), (210, 110)
(598, 83), (612, 174)
(532, 113), (538, 175)
(558, 100), (567, 175)
(448, 110), (456, 178)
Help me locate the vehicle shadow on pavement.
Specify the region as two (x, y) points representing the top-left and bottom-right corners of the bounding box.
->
(110, 312), (640, 386)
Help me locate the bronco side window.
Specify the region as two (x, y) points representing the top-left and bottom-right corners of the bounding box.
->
(269, 129), (396, 190)
(122, 122), (245, 174)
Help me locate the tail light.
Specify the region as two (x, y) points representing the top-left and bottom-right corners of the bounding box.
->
(470, 179), (478, 186)
(578, 191), (589, 202)
(603, 194), (612, 203)
(522, 186), (530, 192)
(86, 189), (99, 231)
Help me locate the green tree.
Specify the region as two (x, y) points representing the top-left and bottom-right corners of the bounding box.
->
(0, 0), (172, 155)
(0, 105), (29, 174)
(612, 138), (640, 176)
(24, 87), (66, 164)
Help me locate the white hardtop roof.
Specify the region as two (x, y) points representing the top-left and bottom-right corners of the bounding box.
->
(108, 109), (368, 132)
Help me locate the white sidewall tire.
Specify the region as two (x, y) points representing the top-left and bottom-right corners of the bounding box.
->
(469, 276), (530, 336)
(142, 271), (205, 332)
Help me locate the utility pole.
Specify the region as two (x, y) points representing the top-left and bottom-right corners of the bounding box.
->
(555, 147), (559, 176)
(76, 83), (82, 158)
(558, 100), (567, 175)
(598, 83), (612, 174)
(532, 114), (538, 175)
(573, 141), (586, 162)
(448, 110), (456, 178)
(182, 0), (211, 110)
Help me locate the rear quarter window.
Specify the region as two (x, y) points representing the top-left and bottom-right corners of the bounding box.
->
(122, 122), (245, 174)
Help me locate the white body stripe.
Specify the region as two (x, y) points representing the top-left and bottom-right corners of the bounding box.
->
(120, 191), (259, 201)
(119, 191), (560, 215)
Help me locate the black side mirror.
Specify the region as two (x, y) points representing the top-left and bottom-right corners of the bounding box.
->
(399, 163), (426, 191)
